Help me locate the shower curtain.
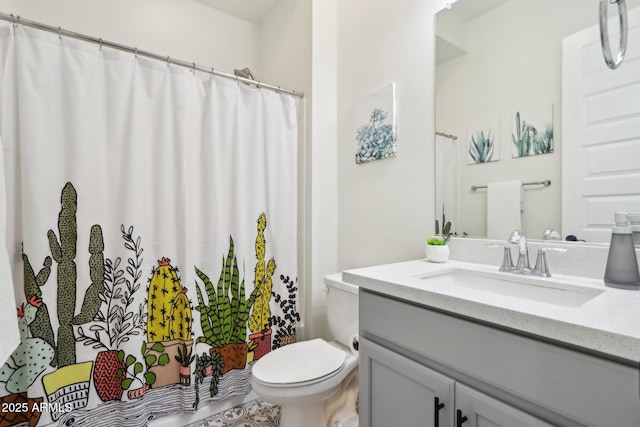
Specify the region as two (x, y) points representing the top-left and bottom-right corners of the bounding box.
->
(435, 134), (458, 235)
(0, 26), (299, 427)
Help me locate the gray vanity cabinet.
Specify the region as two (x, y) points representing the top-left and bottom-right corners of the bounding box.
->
(359, 289), (640, 427)
(361, 337), (552, 427)
(455, 383), (553, 427)
(360, 337), (454, 426)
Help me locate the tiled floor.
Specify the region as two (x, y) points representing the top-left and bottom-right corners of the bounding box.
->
(191, 399), (280, 427)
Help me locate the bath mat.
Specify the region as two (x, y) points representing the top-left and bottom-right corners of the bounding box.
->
(190, 399), (280, 427)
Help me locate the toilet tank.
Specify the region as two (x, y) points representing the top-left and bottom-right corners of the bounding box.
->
(324, 273), (359, 349)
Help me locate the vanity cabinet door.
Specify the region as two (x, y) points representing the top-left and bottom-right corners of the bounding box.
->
(455, 383), (554, 427)
(360, 337), (454, 427)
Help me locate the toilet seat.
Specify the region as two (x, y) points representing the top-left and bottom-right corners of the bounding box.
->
(252, 338), (346, 387)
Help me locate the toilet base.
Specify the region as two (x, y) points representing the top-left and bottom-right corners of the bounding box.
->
(280, 400), (328, 427)
(277, 368), (359, 427)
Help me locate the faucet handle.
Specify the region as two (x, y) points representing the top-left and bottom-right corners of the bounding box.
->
(534, 247), (567, 277)
(487, 243), (514, 272)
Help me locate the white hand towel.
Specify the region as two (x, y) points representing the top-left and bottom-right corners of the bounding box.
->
(487, 180), (523, 240)
(0, 137), (20, 366)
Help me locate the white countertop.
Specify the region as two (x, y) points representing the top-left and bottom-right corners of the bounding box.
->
(343, 259), (640, 363)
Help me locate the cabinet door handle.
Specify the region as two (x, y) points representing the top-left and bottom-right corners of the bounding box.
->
(456, 409), (468, 426)
(434, 396), (445, 426)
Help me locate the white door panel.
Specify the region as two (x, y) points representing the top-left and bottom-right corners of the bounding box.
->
(562, 6), (640, 242)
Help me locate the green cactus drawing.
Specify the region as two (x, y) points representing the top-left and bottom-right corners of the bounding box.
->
(73, 225), (105, 325)
(23, 182), (104, 368)
(0, 297), (54, 393)
(248, 213), (275, 334)
(512, 112), (553, 157)
(533, 126), (553, 154)
(147, 258), (191, 342)
(21, 251), (55, 365)
(195, 236), (261, 348)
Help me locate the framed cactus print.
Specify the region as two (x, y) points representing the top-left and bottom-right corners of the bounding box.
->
(511, 104), (554, 158)
(354, 82), (397, 164)
(467, 121), (499, 164)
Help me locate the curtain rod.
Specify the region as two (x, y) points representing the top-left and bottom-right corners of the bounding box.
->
(0, 12), (304, 99)
(436, 131), (457, 140)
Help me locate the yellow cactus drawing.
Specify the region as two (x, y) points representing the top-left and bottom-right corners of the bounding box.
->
(248, 213), (276, 334)
(169, 288), (192, 341)
(147, 258), (192, 342)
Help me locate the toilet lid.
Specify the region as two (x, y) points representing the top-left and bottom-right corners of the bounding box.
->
(252, 338), (346, 385)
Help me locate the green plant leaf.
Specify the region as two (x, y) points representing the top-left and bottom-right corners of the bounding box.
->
(134, 362), (143, 375)
(151, 342), (164, 353)
(144, 371), (156, 386)
(125, 355), (136, 367)
(121, 378), (133, 390)
(145, 354), (157, 367)
(158, 353), (170, 366)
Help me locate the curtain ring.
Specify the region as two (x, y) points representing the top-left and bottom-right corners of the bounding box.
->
(58, 26), (62, 39)
(9, 14), (15, 28)
(192, 62), (196, 75)
(134, 47), (138, 58)
(98, 38), (103, 51)
(210, 68), (214, 80)
(257, 81), (262, 90)
(166, 56), (170, 67)
(236, 75), (240, 86)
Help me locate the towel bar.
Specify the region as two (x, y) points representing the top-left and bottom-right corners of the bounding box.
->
(471, 180), (551, 192)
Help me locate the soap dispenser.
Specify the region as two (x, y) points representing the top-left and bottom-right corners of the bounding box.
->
(604, 212), (640, 290)
(628, 213), (640, 246)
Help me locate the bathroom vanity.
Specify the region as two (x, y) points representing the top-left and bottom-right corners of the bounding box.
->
(343, 260), (640, 427)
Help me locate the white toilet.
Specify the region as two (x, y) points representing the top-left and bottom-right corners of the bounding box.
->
(251, 273), (359, 427)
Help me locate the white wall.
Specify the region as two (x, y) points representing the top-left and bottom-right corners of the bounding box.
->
(336, 0), (448, 270)
(307, 0), (338, 340)
(436, 0), (640, 239)
(257, 0), (328, 340)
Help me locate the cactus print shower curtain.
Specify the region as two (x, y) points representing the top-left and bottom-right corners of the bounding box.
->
(0, 26), (299, 426)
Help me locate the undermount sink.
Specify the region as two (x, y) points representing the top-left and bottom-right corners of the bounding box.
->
(420, 269), (605, 308)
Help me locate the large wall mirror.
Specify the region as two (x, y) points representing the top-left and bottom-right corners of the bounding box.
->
(435, 0), (640, 243)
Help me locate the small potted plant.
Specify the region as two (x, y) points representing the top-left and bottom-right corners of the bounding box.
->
(117, 342), (170, 399)
(427, 217), (452, 263)
(175, 343), (195, 386)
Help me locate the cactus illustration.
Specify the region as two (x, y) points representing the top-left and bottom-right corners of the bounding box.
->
(248, 213), (276, 334)
(147, 258), (190, 342)
(169, 288), (192, 341)
(0, 297), (54, 393)
(533, 126), (553, 154)
(45, 183), (104, 368)
(22, 251), (56, 365)
(195, 236), (261, 348)
(73, 225), (105, 325)
(512, 112), (534, 157)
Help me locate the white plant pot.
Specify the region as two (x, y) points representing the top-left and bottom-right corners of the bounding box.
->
(426, 244), (449, 263)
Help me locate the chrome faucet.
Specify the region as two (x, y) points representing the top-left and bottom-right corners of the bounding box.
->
(533, 247), (567, 277)
(493, 230), (567, 277)
(509, 230), (532, 274)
